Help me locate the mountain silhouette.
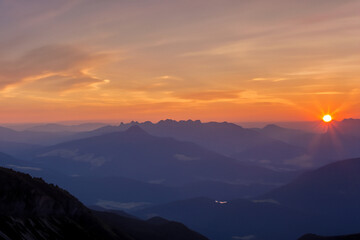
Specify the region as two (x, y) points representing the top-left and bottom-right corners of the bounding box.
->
(257, 122), (360, 168)
(0, 166), (209, 240)
(72, 120), (312, 170)
(263, 157), (360, 216)
(94, 211), (208, 240)
(77, 120), (291, 155)
(27, 122), (107, 133)
(0, 166), (127, 240)
(5, 119), (360, 170)
(335, 118), (360, 138)
(298, 233), (360, 240)
(33, 126), (295, 186)
(258, 124), (313, 144)
(135, 157), (360, 240)
(0, 125), (75, 146)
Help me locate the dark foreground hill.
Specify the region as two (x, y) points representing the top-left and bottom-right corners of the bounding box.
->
(94, 211), (208, 240)
(0, 166), (208, 240)
(298, 233), (360, 240)
(0, 166), (124, 240)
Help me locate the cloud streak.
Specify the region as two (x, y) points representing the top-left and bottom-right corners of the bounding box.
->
(0, 0), (359, 121)
(0, 45), (109, 94)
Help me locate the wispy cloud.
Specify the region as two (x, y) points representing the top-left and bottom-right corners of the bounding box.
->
(175, 90), (241, 101)
(6, 165), (42, 171)
(96, 200), (150, 210)
(0, 45), (109, 95)
(0, 0), (359, 121)
(232, 235), (256, 240)
(252, 78), (288, 82)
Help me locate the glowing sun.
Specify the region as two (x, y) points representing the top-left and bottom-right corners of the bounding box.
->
(322, 114), (332, 123)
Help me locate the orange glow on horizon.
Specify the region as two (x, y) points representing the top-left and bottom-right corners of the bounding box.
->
(0, 1), (360, 123)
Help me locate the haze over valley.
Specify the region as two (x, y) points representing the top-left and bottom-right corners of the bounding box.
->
(1, 0), (360, 239)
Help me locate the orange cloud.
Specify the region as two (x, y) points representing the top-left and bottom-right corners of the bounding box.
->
(175, 90), (241, 101)
(0, 45), (109, 94)
(1, 1), (360, 122)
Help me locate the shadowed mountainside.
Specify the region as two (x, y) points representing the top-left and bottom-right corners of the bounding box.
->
(26, 122), (108, 133)
(77, 120), (306, 163)
(0, 166), (209, 240)
(0, 125), (75, 146)
(298, 233), (360, 240)
(71, 119), (360, 170)
(32, 125), (296, 186)
(94, 211), (208, 240)
(0, 166), (127, 240)
(4, 119), (360, 170)
(134, 158), (360, 240)
(134, 197), (313, 240)
(0, 151), (276, 208)
(263, 158), (360, 216)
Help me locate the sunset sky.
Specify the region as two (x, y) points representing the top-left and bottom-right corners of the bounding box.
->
(1, 0), (360, 123)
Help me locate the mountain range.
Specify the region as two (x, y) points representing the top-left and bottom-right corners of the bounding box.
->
(1, 119), (360, 239)
(134, 157), (360, 240)
(32, 125), (296, 186)
(69, 119), (360, 170)
(2, 119), (360, 171)
(77, 120), (308, 169)
(26, 122), (108, 133)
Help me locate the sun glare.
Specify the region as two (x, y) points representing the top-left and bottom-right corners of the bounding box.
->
(322, 114), (332, 123)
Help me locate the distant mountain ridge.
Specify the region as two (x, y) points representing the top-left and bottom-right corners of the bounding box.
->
(3, 118), (360, 170)
(33, 125), (295, 186)
(73, 119), (311, 170)
(254, 120), (360, 168)
(75, 119), (360, 169)
(27, 122), (108, 132)
(0, 125), (74, 146)
(1, 119), (360, 240)
(82, 119), (295, 155)
(335, 118), (360, 138)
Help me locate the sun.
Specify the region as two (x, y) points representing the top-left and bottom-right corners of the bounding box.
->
(322, 114), (332, 123)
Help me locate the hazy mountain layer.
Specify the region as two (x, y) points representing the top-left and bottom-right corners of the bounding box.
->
(134, 158), (360, 240)
(33, 125), (296, 186)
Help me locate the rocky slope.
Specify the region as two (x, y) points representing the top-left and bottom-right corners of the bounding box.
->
(0, 166), (208, 240)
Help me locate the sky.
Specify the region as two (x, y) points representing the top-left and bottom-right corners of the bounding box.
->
(0, 0), (359, 123)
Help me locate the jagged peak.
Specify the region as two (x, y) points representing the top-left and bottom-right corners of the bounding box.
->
(157, 119), (202, 125)
(124, 125), (149, 136)
(263, 124), (283, 130)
